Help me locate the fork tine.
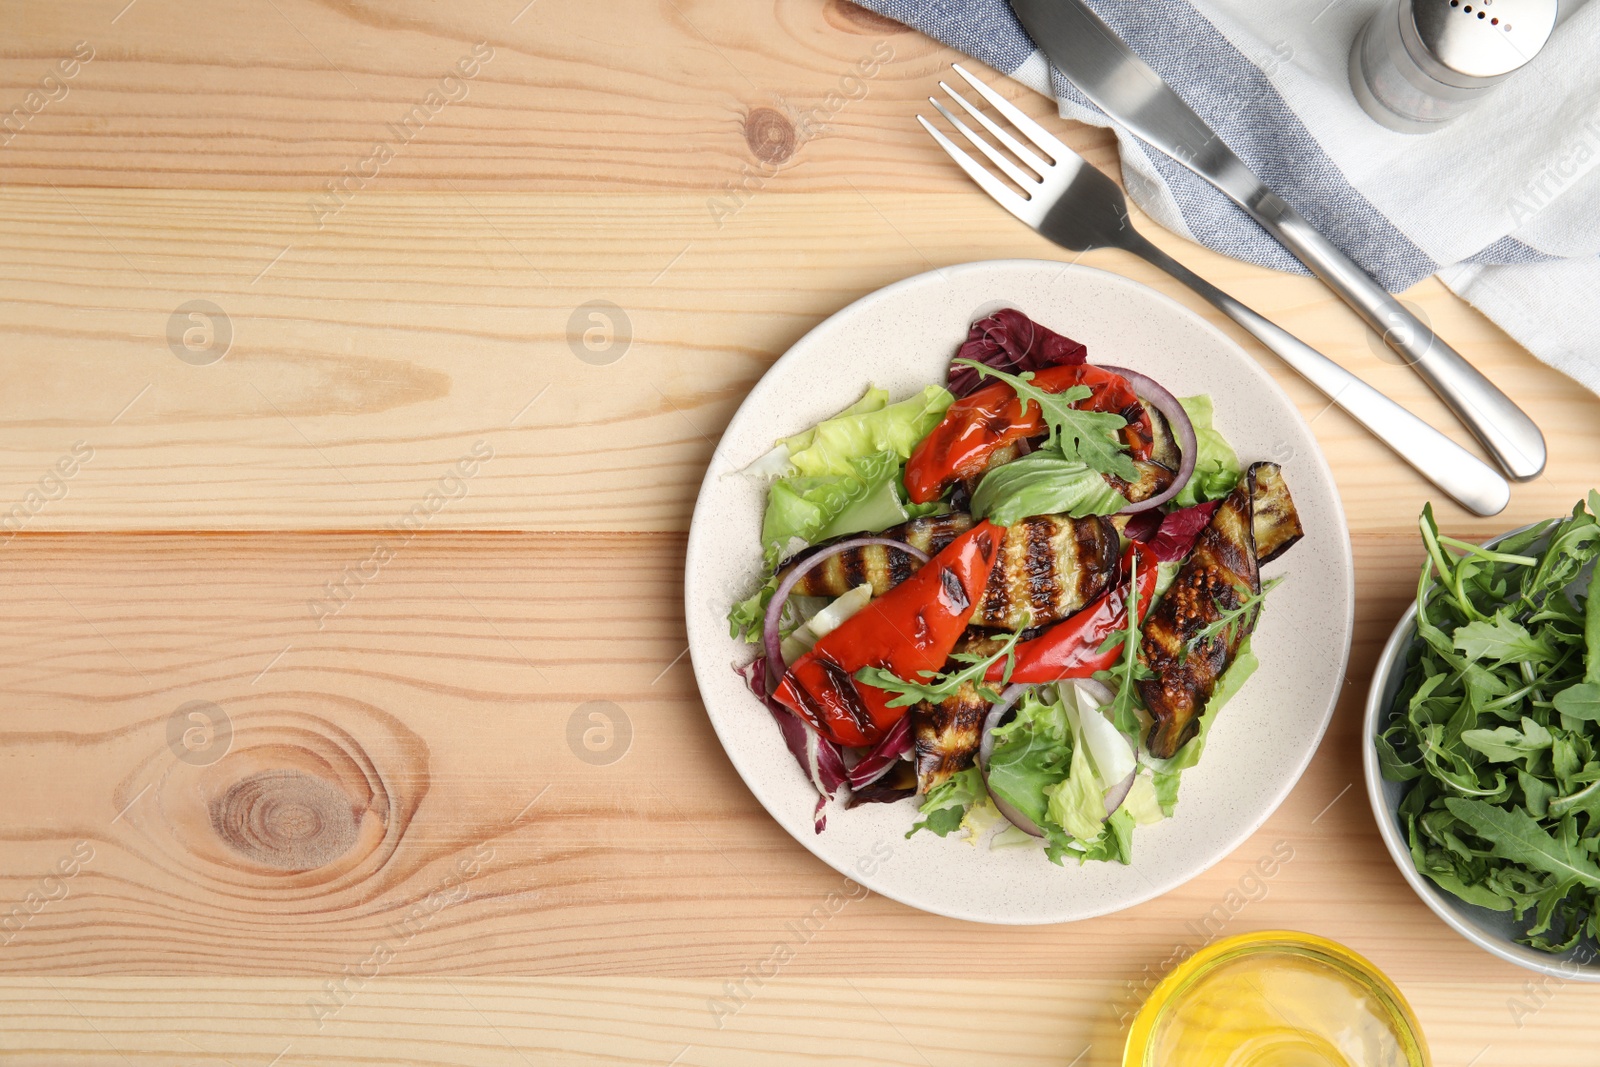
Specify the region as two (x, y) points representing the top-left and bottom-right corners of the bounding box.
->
(916, 114), (1039, 225)
(928, 98), (1040, 192)
(950, 63), (1073, 163)
(937, 81), (1051, 176)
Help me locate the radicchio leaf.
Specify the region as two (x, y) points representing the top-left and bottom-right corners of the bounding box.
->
(946, 308), (1088, 398)
(846, 714), (913, 790)
(845, 760), (918, 808)
(1128, 499), (1221, 562)
(736, 654), (847, 832)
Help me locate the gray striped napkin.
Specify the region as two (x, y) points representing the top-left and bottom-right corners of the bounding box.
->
(857, 0), (1600, 392)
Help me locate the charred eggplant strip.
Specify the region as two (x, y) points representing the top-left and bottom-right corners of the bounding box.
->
(971, 514), (1119, 630)
(1137, 461), (1301, 757)
(958, 439), (1023, 497)
(911, 632), (1003, 793)
(1144, 400), (1182, 472)
(782, 513), (974, 598)
(1106, 457), (1179, 506)
(1250, 461), (1304, 564)
(1138, 475), (1254, 758)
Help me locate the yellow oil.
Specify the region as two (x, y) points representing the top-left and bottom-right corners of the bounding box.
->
(1125, 933), (1430, 1067)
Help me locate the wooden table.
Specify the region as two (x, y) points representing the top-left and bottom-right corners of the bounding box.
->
(1, 1), (1596, 1063)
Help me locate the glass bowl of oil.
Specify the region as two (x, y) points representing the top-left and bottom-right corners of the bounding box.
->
(1123, 931), (1430, 1067)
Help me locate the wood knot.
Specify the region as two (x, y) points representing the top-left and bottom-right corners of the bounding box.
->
(743, 107), (796, 165)
(823, 0), (907, 34)
(209, 769), (360, 871)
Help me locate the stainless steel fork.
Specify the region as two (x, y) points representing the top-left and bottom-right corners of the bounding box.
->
(919, 64), (1510, 518)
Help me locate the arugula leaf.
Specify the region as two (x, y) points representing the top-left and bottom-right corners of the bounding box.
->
(854, 617), (1028, 708)
(1553, 683), (1600, 722)
(1453, 613), (1555, 665)
(1444, 798), (1600, 888)
(1097, 552), (1152, 736)
(1383, 496), (1600, 951)
(953, 358), (1138, 481)
(1181, 576), (1284, 663)
(1460, 718), (1553, 764)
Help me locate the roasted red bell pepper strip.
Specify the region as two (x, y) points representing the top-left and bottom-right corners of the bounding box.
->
(774, 521), (1002, 747)
(985, 546), (1158, 684)
(904, 364), (1152, 504)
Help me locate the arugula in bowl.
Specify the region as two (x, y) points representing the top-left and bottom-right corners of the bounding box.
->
(1378, 494), (1600, 953)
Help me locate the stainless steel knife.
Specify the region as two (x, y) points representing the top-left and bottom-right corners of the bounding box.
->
(1008, 0), (1547, 481)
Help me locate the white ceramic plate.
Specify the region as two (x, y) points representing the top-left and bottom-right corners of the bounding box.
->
(684, 261), (1354, 924)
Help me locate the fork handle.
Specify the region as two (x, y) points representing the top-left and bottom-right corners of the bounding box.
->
(1126, 237), (1510, 517)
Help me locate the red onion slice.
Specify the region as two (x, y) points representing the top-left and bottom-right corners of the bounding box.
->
(977, 683), (1030, 770)
(1098, 365), (1197, 515)
(977, 678), (1134, 837)
(761, 537), (929, 691)
(1102, 767), (1137, 818)
(976, 683), (1044, 837)
(847, 714), (913, 790)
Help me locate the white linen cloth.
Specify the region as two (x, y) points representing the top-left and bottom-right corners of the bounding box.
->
(856, 0), (1600, 391)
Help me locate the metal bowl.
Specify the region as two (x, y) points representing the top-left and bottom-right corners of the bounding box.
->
(1363, 520), (1600, 981)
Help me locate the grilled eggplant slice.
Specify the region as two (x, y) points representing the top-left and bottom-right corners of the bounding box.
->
(958, 440), (1023, 498)
(1136, 462), (1300, 758)
(911, 632), (1004, 793)
(1145, 400), (1182, 472)
(781, 513), (975, 598)
(1108, 458), (1178, 506)
(1250, 461), (1303, 564)
(970, 513), (1119, 630)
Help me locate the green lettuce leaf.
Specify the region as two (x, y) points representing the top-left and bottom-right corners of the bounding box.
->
(760, 449), (907, 567)
(908, 766), (987, 838)
(970, 447), (1130, 526)
(985, 690), (1074, 832)
(1074, 807), (1136, 865)
(986, 685), (1141, 865)
(1171, 395), (1240, 508)
(785, 384), (952, 478)
(1146, 638), (1260, 816)
(727, 577), (778, 643)
(1044, 726), (1106, 843)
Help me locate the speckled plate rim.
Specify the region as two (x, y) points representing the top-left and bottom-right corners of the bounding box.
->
(686, 260), (1355, 924)
(1364, 520), (1600, 981)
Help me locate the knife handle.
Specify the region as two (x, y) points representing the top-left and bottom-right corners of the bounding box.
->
(1129, 236), (1511, 517)
(1248, 192), (1545, 482)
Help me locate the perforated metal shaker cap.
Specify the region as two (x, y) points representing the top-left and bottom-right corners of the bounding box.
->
(1408, 0), (1558, 86)
(1352, 0), (1559, 130)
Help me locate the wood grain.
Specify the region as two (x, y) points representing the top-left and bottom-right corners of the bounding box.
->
(0, 0), (1055, 192)
(0, 187), (1591, 534)
(2, 0), (1598, 1062)
(0, 976), (1593, 1067)
(0, 532), (1577, 989)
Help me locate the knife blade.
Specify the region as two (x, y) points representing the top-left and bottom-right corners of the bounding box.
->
(1008, 0), (1547, 482)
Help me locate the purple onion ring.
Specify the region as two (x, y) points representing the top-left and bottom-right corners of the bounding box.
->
(761, 537), (929, 692)
(1098, 365), (1198, 515)
(977, 678), (1135, 837)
